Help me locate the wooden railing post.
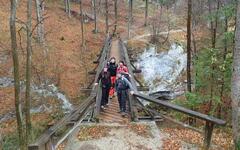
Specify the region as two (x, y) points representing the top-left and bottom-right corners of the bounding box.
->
(128, 94), (138, 121)
(203, 121), (214, 150)
(28, 145), (39, 150)
(94, 82), (102, 122)
(45, 137), (54, 150)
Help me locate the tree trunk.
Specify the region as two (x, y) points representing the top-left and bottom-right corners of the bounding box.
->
(10, 0), (25, 149)
(80, 0), (85, 47)
(144, 0), (148, 26)
(113, 0), (118, 35)
(64, 0), (67, 12)
(232, 1), (240, 149)
(207, 0), (219, 113)
(67, 0), (71, 17)
(25, 0), (33, 145)
(93, 0), (98, 33)
(187, 0), (195, 126)
(130, 0), (133, 22)
(218, 17), (228, 118)
(128, 0), (132, 39)
(35, 0), (44, 44)
(187, 0), (192, 92)
(105, 0), (108, 34)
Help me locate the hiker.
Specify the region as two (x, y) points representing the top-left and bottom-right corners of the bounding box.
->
(107, 57), (118, 99)
(117, 61), (128, 74)
(95, 67), (111, 110)
(115, 73), (134, 116)
(117, 61), (131, 80)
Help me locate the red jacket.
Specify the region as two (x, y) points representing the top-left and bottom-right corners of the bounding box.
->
(117, 66), (128, 74)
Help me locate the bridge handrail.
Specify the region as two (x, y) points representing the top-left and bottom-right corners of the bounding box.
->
(134, 93), (226, 125)
(28, 96), (96, 149)
(91, 35), (112, 95)
(118, 39), (140, 121)
(134, 93), (226, 150)
(119, 38), (226, 124)
(118, 38), (226, 150)
(93, 35), (112, 118)
(28, 36), (112, 150)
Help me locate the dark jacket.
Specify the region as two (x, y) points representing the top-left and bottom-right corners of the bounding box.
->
(108, 62), (118, 76)
(97, 71), (111, 89)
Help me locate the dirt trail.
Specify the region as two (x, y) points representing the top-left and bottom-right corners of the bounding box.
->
(130, 28), (187, 41)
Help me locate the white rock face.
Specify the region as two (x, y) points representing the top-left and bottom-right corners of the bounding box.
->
(137, 43), (187, 94)
(32, 84), (73, 111)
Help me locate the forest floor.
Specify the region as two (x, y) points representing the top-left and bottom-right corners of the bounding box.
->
(0, 0), (234, 149)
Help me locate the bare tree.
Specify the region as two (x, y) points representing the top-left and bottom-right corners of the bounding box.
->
(65, 0), (71, 17)
(93, 0), (98, 33)
(144, 0), (148, 26)
(187, 0), (192, 92)
(105, 0), (109, 34)
(80, 0), (85, 48)
(25, 0), (33, 145)
(79, 0), (89, 85)
(130, 0), (133, 21)
(113, 0), (117, 35)
(10, 0), (25, 149)
(232, 1), (240, 149)
(35, 0), (45, 44)
(128, 0), (133, 38)
(218, 1), (229, 118)
(207, 0), (220, 113)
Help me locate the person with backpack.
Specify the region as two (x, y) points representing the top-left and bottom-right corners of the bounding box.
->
(107, 57), (118, 99)
(117, 60), (128, 74)
(115, 73), (134, 116)
(95, 67), (111, 110)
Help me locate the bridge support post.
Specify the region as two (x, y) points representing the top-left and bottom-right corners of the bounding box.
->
(94, 83), (102, 122)
(128, 95), (138, 122)
(203, 122), (214, 150)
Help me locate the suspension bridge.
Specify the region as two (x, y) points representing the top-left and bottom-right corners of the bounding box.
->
(28, 36), (226, 150)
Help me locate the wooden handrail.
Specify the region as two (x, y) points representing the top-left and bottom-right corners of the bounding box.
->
(119, 39), (139, 121)
(133, 92), (226, 125)
(118, 38), (226, 150)
(28, 36), (112, 150)
(28, 96), (96, 149)
(133, 92), (226, 150)
(94, 35), (112, 118)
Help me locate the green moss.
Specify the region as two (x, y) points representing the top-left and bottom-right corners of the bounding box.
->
(2, 132), (19, 150)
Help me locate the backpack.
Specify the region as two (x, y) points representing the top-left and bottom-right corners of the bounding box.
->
(108, 63), (117, 76)
(117, 78), (129, 90)
(101, 72), (111, 88)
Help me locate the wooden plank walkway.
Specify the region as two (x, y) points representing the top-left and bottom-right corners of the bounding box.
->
(99, 97), (129, 123)
(98, 39), (130, 123)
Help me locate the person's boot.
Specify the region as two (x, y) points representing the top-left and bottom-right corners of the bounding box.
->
(118, 108), (123, 113)
(101, 105), (106, 110)
(121, 111), (127, 117)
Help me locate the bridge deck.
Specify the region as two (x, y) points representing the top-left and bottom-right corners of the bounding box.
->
(98, 40), (130, 123)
